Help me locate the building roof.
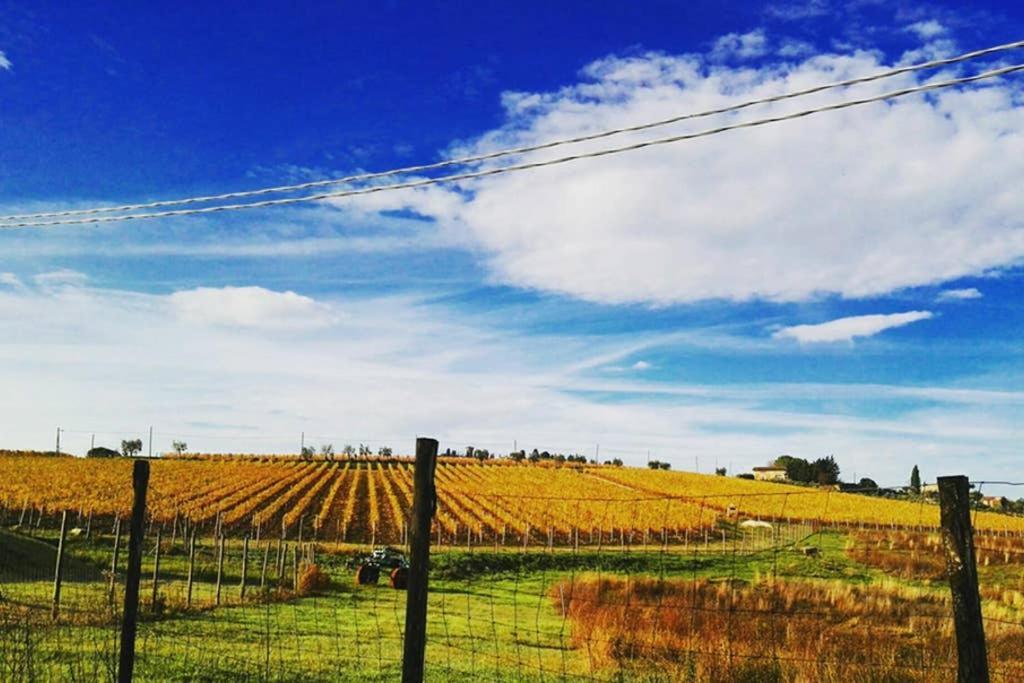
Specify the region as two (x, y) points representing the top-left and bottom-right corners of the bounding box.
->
(753, 466), (787, 471)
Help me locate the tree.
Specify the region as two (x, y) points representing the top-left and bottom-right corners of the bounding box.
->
(378, 446), (393, 457)
(858, 477), (878, 490)
(659, 462), (671, 471)
(775, 455), (813, 483)
(87, 446), (119, 458)
(172, 440), (188, 456)
(465, 446), (475, 459)
(358, 444), (371, 457)
(910, 465), (921, 494)
(509, 450), (526, 462)
(321, 444), (335, 461)
(811, 456), (840, 485)
(528, 449), (541, 463)
(611, 458), (623, 467)
(715, 467), (727, 476)
(121, 438), (143, 458)
(475, 448), (490, 462)
(342, 444), (355, 457)
(300, 446), (315, 461)
(648, 460), (661, 470)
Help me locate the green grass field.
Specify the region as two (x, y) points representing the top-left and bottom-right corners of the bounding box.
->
(1, 523), (890, 682)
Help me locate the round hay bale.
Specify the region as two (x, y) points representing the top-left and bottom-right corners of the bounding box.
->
(389, 566), (409, 590)
(356, 564), (380, 585)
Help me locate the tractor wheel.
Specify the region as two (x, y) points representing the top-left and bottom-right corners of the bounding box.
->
(389, 567), (409, 590)
(356, 564), (380, 585)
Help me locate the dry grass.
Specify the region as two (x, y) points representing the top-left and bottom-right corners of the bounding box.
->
(553, 575), (1024, 682)
(296, 563), (331, 595)
(847, 531), (1024, 581)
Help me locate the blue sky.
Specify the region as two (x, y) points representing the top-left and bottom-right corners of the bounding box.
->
(2, 1), (1024, 491)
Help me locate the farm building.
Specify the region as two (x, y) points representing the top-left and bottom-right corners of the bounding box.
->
(981, 496), (1008, 510)
(752, 466), (788, 482)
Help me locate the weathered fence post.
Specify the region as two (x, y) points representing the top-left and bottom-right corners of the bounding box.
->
(186, 530), (197, 607)
(109, 516), (122, 604)
(402, 437), (438, 683)
(240, 535), (249, 600)
(260, 542), (270, 589)
(51, 509), (69, 620)
(292, 544), (299, 591)
(938, 475), (989, 683)
(118, 459), (150, 683)
(151, 527), (162, 609)
(215, 534), (225, 605)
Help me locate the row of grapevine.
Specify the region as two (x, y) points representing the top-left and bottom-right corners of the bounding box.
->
(4, 455), (1024, 543)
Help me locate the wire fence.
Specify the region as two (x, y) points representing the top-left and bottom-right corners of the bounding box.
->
(3, 462), (1024, 681)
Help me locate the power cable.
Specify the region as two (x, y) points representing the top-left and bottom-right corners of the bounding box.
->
(4, 61), (1022, 230)
(1, 39), (1023, 223)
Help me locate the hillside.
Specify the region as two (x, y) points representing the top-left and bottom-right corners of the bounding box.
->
(1, 454), (1020, 546)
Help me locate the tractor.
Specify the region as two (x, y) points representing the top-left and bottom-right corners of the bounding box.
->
(349, 546), (409, 588)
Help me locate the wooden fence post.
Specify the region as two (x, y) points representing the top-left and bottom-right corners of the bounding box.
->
(109, 516), (122, 604)
(186, 530), (197, 607)
(260, 542), (270, 589)
(292, 544), (299, 592)
(151, 528), (162, 609)
(402, 437), (438, 683)
(215, 534), (225, 606)
(938, 475), (989, 683)
(51, 509), (69, 620)
(240, 536), (249, 600)
(118, 459), (150, 683)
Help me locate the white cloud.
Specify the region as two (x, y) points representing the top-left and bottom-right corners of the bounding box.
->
(0, 273), (24, 289)
(937, 287), (982, 301)
(711, 30), (769, 60)
(778, 39), (815, 58)
(0, 51), (11, 71)
(380, 38), (1024, 306)
(773, 311), (934, 343)
(632, 360), (652, 370)
(906, 20), (947, 39)
(168, 286), (338, 330)
(33, 269), (88, 288)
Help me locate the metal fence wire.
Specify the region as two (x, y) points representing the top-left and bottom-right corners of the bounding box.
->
(2, 454), (1024, 681)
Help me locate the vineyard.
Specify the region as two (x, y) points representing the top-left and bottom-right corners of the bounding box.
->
(4, 451), (1024, 681)
(3, 453), (1024, 546)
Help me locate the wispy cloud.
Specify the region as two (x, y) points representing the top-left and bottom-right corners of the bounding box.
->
(711, 30), (769, 60)
(906, 20), (947, 39)
(0, 51), (11, 72)
(0, 280), (1019, 485)
(773, 311), (934, 344)
(937, 287), (982, 302)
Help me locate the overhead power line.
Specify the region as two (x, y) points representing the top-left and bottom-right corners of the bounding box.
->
(3, 60), (1023, 230)
(2, 38), (1023, 224)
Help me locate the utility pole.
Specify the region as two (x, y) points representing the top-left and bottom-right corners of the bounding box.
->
(55, 427), (62, 455)
(595, 443), (600, 461)
(148, 426), (153, 458)
(90, 433), (95, 450)
(301, 431), (305, 454)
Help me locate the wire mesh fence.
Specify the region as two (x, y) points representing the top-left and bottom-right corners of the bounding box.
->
(3, 459), (1024, 681)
